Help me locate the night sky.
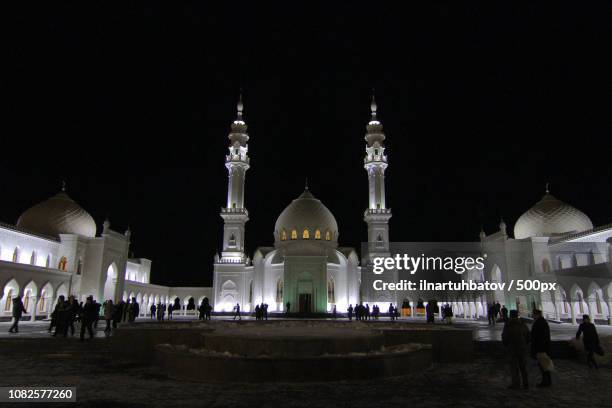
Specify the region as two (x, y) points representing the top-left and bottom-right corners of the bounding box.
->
(2, 2), (611, 286)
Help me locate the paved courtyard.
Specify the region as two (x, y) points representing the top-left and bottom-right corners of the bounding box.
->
(0, 317), (611, 407)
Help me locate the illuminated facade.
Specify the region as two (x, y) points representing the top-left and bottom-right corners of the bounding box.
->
(0, 187), (211, 320)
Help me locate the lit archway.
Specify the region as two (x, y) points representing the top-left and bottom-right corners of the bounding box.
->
(104, 263), (118, 302)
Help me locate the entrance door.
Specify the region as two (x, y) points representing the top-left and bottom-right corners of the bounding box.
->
(298, 293), (312, 314)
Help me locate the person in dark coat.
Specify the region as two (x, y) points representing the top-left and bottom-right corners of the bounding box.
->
(130, 297), (139, 322)
(502, 309), (530, 389)
(52, 296), (68, 337)
(80, 296), (97, 340)
(347, 304), (353, 321)
(501, 305), (509, 322)
(151, 303), (157, 319)
(531, 309), (552, 387)
(113, 300), (124, 328)
(8, 297), (27, 333)
(576, 314), (601, 369)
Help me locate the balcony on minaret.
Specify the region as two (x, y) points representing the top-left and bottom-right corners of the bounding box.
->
(225, 147), (250, 165)
(365, 208), (392, 216)
(221, 207), (249, 216)
(364, 145), (387, 165)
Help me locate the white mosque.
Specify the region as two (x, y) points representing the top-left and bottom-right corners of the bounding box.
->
(1, 95), (611, 325)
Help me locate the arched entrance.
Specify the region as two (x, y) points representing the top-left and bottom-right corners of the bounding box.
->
(104, 263), (118, 302)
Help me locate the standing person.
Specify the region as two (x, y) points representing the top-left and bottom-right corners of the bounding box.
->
(388, 303), (394, 321)
(487, 303), (495, 325)
(104, 299), (114, 335)
(113, 300), (124, 328)
(48, 296), (63, 333)
(502, 310), (530, 390)
(531, 309), (552, 387)
(495, 302), (501, 321)
(80, 296), (97, 341)
(332, 305), (337, 319)
(150, 303), (157, 319)
(8, 297), (27, 333)
(168, 304), (174, 320)
(52, 296), (68, 337)
(130, 297), (139, 322)
(285, 302), (291, 315)
(93, 299), (101, 328)
(64, 296), (78, 336)
(263, 303), (268, 320)
(347, 304), (353, 321)
(254, 304), (261, 320)
(501, 305), (509, 322)
(233, 303), (241, 320)
(576, 315), (601, 369)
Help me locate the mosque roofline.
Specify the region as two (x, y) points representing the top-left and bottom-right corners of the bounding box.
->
(549, 222), (612, 245)
(0, 220), (60, 243)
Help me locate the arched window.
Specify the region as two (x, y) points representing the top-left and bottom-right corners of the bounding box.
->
(302, 229), (310, 239)
(30, 251), (37, 265)
(4, 289), (13, 311)
(578, 292), (584, 314)
(315, 229), (321, 240)
(595, 291), (602, 314)
(45, 255), (51, 268)
(377, 233), (383, 242)
(325, 230), (331, 241)
(12, 247), (19, 263)
(291, 229), (298, 240)
(281, 229), (287, 241)
(58, 256), (67, 271)
(276, 279), (284, 303)
(228, 233), (236, 247)
(562, 293), (569, 314)
(327, 278), (335, 304)
(77, 259), (83, 275)
(542, 259), (550, 273)
(39, 293), (46, 312)
(23, 291), (30, 311)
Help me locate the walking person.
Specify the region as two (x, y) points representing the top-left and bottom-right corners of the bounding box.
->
(80, 296), (96, 341)
(233, 303), (241, 320)
(104, 299), (114, 336)
(531, 309), (553, 387)
(8, 297), (27, 333)
(576, 314), (602, 369)
(501, 310), (530, 389)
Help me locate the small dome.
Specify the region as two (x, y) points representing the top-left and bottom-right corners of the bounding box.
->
(514, 192), (593, 239)
(17, 190), (97, 238)
(274, 188), (338, 244)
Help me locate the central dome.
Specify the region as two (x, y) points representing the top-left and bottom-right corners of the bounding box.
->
(16, 190), (97, 238)
(514, 192), (593, 239)
(274, 188), (338, 244)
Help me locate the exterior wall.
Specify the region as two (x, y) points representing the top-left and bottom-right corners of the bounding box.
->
(0, 226), (59, 267)
(213, 263), (253, 311)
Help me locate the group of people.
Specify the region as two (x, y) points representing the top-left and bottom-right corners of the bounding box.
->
(487, 302), (509, 325)
(347, 303), (396, 320)
(440, 304), (454, 324)
(198, 298), (212, 320)
(502, 309), (603, 390)
(254, 303), (269, 320)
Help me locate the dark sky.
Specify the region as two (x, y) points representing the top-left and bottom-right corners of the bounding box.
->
(2, 2), (611, 286)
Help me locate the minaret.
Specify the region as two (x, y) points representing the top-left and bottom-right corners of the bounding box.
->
(363, 92), (392, 251)
(220, 93), (250, 263)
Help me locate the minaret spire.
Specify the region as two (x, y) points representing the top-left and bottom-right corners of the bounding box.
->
(370, 88), (377, 121)
(236, 90), (244, 122)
